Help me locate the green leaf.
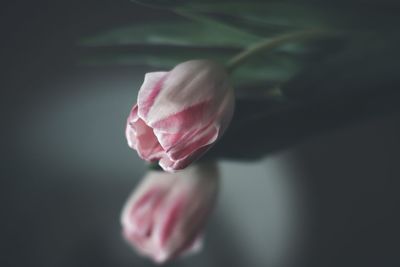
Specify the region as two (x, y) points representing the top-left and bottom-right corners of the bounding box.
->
(175, 2), (400, 32)
(79, 35), (335, 88)
(231, 47), (316, 87)
(79, 20), (261, 48)
(79, 44), (310, 86)
(78, 45), (237, 68)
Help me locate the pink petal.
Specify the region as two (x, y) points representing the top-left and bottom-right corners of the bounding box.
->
(166, 124), (218, 161)
(152, 111), (218, 160)
(125, 105), (140, 149)
(156, 123), (218, 171)
(159, 145), (211, 172)
(137, 72), (168, 119)
(129, 188), (165, 237)
(143, 61), (230, 130)
(159, 194), (187, 249)
(121, 162), (220, 262)
(149, 101), (212, 133)
(130, 118), (164, 161)
(126, 105), (166, 161)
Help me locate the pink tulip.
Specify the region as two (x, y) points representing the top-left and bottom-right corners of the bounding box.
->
(126, 60), (234, 172)
(121, 163), (219, 263)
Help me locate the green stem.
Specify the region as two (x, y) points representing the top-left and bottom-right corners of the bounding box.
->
(226, 29), (327, 73)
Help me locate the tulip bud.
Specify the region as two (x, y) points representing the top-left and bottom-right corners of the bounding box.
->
(121, 162), (219, 263)
(126, 60), (235, 172)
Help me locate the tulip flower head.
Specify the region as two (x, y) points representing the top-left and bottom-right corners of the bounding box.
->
(121, 163), (219, 263)
(126, 60), (234, 172)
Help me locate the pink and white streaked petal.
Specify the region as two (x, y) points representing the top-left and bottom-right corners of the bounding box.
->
(145, 61), (227, 126)
(121, 163), (219, 262)
(165, 124), (219, 161)
(158, 145), (211, 172)
(126, 105), (164, 160)
(125, 105), (140, 149)
(152, 122), (206, 153)
(130, 188), (166, 237)
(132, 118), (164, 161)
(153, 120), (218, 160)
(121, 173), (175, 233)
(155, 123), (218, 172)
(137, 71), (168, 119)
(148, 101), (213, 133)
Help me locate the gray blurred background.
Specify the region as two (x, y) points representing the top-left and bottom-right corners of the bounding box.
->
(3, 1), (400, 267)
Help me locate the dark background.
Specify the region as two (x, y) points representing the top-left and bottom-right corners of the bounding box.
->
(2, 1), (400, 267)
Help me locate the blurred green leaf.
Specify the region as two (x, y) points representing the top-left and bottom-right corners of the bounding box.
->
(190, 13), (296, 37)
(175, 2), (400, 32)
(80, 20), (261, 48)
(130, 0), (249, 8)
(130, 1), (400, 38)
(231, 53), (302, 86)
(79, 45), (235, 67)
(79, 42), (321, 87)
